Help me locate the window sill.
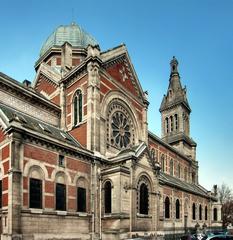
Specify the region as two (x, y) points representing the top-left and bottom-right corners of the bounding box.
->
(29, 208), (43, 214)
(77, 212), (88, 217)
(56, 210), (67, 215)
(136, 213), (152, 218)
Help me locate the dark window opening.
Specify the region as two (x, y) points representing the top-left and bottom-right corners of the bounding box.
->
(213, 208), (218, 221)
(58, 155), (65, 167)
(199, 205), (202, 220)
(73, 90), (82, 126)
(165, 197), (170, 219)
(176, 199), (180, 219)
(205, 206), (208, 220)
(56, 183), (66, 211)
(77, 187), (86, 212)
(30, 178), (42, 209)
(104, 181), (112, 214)
(161, 155), (165, 172)
(139, 183), (149, 215)
(170, 160), (173, 176)
(170, 116), (173, 132)
(165, 117), (169, 133)
(192, 203), (196, 220)
(175, 114), (178, 130)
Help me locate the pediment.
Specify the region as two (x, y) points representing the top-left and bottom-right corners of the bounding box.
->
(101, 45), (146, 103)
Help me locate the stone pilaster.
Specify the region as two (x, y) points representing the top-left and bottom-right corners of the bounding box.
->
(60, 83), (66, 130)
(86, 46), (101, 152)
(4, 133), (23, 240)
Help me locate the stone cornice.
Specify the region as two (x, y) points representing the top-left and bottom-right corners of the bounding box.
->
(5, 125), (94, 162)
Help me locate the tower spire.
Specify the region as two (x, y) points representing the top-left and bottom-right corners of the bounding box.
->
(159, 57), (196, 160)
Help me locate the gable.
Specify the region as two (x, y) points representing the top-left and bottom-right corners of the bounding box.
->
(101, 46), (145, 103)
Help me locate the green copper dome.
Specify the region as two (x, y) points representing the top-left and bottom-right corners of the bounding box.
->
(40, 23), (98, 57)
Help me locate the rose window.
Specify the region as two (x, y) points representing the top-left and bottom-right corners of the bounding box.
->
(111, 111), (131, 148)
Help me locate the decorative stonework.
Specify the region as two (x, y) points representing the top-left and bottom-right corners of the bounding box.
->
(0, 90), (59, 126)
(111, 111), (131, 148)
(106, 100), (135, 150)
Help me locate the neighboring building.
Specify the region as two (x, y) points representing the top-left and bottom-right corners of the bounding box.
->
(0, 23), (221, 240)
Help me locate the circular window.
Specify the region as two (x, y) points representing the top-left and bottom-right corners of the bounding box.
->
(111, 111), (131, 148)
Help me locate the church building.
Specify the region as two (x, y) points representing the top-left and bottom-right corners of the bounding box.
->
(0, 23), (221, 240)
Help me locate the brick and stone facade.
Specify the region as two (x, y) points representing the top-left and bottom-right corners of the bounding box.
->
(0, 23), (221, 240)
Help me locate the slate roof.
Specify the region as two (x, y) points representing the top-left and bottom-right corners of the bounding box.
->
(0, 103), (80, 148)
(159, 172), (214, 199)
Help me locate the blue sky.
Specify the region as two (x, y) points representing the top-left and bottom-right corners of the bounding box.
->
(0, 0), (232, 190)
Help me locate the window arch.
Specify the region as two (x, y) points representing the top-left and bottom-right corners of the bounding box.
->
(55, 173), (66, 211)
(177, 164), (181, 178)
(205, 206), (208, 220)
(73, 89), (83, 125)
(165, 117), (169, 133)
(77, 177), (88, 212)
(165, 196), (170, 219)
(151, 148), (155, 160)
(161, 154), (165, 172)
(213, 207), (218, 221)
(175, 114), (178, 130)
(192, 203), (196, 220)
(29, 166), (44, 209)
(170, 116), (174, 132)
(199, 205), (202, 220)
(170, 159), (174, 176)
(139, 183), (149, 214)
(137, 176), (150, 215)
(176, 199), (180, 219)
(184, 167), (188, 181)
(104, 181), (112, 214)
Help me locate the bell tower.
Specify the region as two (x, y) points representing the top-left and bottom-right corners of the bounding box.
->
(159, 57), (196, 160)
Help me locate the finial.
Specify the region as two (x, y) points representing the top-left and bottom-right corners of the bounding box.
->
(170, 56), (179, 74)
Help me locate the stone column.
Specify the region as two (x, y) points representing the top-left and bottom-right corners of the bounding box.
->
(5, 133), (23, 240)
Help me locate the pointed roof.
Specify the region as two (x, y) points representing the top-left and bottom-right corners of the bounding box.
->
(160, 57), (191, 112)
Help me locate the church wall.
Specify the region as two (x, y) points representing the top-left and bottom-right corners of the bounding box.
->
(35, 76), (58, 97)
(20, 142), (92, 239)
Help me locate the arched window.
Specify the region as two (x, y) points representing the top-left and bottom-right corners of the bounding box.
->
(170, 159), (174, 176)
(104, 181), (112, 214)
(178, 164), (181, 178)
(29, 167), (43, 209)
(170, 116), (173, 132)
(161, 154), (165, 172)
(192, 172), (196, 184)
(192, 203), (196, 220)
(165, 117), (169, 133)
(55, 173), (66, 211)
(199, 205), (202, 220)
(176, 199), (180, 219)
(151, 148), (155, 160)
(73, 90), (83, 125)
(175, 114), (178, 130)
(139, 183), (149, 215)
(184, 167), (188, 181)
(77, 177), (87, 212)
(205, 206), (208, 220)
(213, 207), (218, 221)
(165, 196), (170, 219)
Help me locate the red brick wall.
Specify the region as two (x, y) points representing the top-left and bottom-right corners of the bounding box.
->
(69, 123), (87, 147)
(23, 143), (91, 211)
(36, 76), (58, 96)
(51, 94), (60, 106)
(106, 62), (138, 97)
